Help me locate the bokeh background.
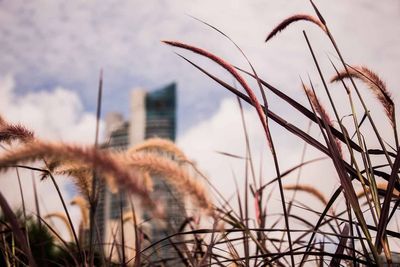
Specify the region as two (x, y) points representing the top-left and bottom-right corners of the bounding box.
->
(0, 0), (399, 238)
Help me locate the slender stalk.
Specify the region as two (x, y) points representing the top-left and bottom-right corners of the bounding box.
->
(304, 32), (380, 225)
(2, 231), (11, 267)
(165, 40), (295, 266)
(244, 145), (250, 266)
(119, 191), (126, 266)
(288, 121), (311, 214)
(345, 199), (357, 267)
(31, 172), (41, 229)
(280, 121), (312, 251)
(330, 60), (382, 218)
(15, 168), (30, 253)
(0, 191), (37, 267)
(309, 0), (394, 257)
(302, 30), (380, 263)
(305, 36), (387, 262)
(47, 171), (83, 260)
(11, 233), (15, 267)
(89, 69), (103, 264)
(316, 5), (394, 170)
(128, 197), (141, 267)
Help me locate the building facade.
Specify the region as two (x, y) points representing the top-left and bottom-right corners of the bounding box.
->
(95, 83), (185, 265)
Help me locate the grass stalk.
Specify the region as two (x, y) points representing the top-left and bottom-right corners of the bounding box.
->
(303, 31), (381, 225)
(308, 0), (395, 258)
(46, 170), (83, 261)
(89, 69), (103, 265)
(119, 191), (126, 266)
(16, 168), (31, 254)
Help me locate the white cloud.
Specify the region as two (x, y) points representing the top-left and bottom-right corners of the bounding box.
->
(178, 98), (267, 194)
(178, 94), (398, 234)
(178, 97), (342, 218)
(0, 75), (99, 143)
(0, 0), (399, 133)
(0, 75), (99, 240)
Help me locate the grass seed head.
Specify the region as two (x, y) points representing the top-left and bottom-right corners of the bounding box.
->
(331, 65), (395, 128)
(265, 14), (326, 42)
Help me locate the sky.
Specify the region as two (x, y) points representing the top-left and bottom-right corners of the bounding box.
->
(0, 0), (400, 239)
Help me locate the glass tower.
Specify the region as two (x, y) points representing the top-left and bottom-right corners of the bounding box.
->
(95, 83), (185, 266)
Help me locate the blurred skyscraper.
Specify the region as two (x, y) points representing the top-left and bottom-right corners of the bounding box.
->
(95, 83), (185, 265)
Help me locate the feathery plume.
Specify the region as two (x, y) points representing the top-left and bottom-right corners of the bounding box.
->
(0, 140), (154, 207)
(303, 84), (343, 158)
(120, 152), (213, 213)
(128, 138), (188, 162)
(0, 124), (34, 144)
(45, 158), (63, 172)
(44, 212), (74, 241)
(55, 164), (93, 197)
(70, 196), (89, 229)
(162, 40), (273, 151)
(265, 14), (326, 42)
(284, 184), (328, 206)
(55, 163), (121, 194)
(331, 66), (395, 128)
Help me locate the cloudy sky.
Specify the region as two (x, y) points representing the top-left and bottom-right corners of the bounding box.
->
(0, 0), (400, 236)
(1, 0), (399, 131)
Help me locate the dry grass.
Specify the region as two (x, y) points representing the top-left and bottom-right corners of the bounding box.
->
(56, 164), (93, 197)
(0, 140), (154, 205)
(357, 182), (400, 199)
(120, 152), (213, 213)
(128, 137), (188, 162)
(331, 65), (395, 128)
(0, 124), (34, 144)
(284, 184), (328, 206)
(44, 212), (74, 241)
(265, 14), (326, 42)
(303, 84), (343, 158)
(162, 40), (272, 150)
(70, 196), (89, 229)
(1, 1), (399, 266)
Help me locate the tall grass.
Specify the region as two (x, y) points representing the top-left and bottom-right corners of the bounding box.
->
(0, 1), (399, 266)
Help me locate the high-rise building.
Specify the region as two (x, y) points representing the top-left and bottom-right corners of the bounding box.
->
(95, 83), (185, 265)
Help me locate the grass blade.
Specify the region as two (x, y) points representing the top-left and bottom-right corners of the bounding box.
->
(0, 191), (36, 267)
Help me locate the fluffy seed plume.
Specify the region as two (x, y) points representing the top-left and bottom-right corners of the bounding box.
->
(120, 152), (213, 213)
(265, 14), (326, 42)
(303, 84), (343, 158)
(0, 140), (154, 207)
(66, 155), (154, 193)
(70, 196), (89, 229)
(54, 163), (121, 195)
(55, 164), (93, 197)
(331, 66), (395, 128)
(0, 124), (34, 144)
(163, 40), (273, 151)
(284, 184), (328, 206)
(128, 138), (188, 162)
(44, 212), (74, 241)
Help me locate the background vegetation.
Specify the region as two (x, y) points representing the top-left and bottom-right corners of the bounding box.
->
(0, 1), (399, 266)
